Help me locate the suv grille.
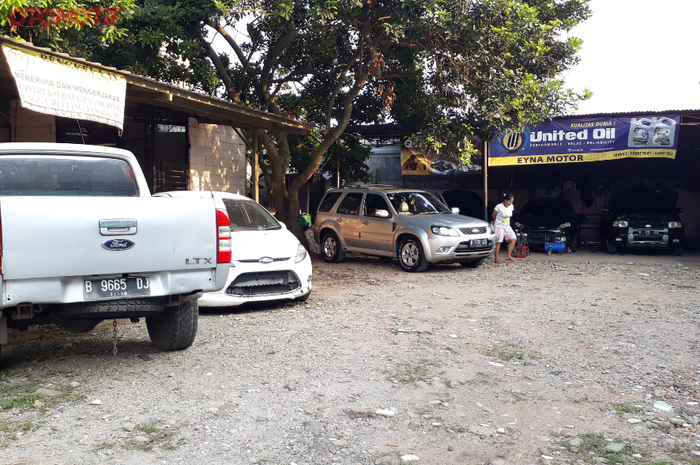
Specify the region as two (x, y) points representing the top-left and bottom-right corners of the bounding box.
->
(630, 221), (664, 229)
(226, 271), (300, 296)
(459, 227), (487, 235)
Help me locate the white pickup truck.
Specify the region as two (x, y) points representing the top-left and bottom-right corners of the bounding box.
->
(0, 143), (232, 359)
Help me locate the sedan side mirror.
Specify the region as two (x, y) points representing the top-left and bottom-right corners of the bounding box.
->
(374, 209), (390, 218)
(451, 207), (460, 214)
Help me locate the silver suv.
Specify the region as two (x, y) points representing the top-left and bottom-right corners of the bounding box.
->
(313, 185), (496, 272)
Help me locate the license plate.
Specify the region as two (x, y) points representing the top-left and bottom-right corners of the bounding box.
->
(470, 239), (488, 247)
(84, 277), (151, 299)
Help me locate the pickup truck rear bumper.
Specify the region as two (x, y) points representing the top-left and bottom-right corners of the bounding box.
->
(1, 267), (226, 308)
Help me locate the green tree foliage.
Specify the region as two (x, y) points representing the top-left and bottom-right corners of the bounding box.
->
(1, 0), (592, 245)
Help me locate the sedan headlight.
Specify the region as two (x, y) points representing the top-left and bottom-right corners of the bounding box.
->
(613, 220), (628, 228)
(295, 243), (308, 263)
(431, 226), (459, 237)
(557, 222), (571, 229)
(668, 221), (683, 229)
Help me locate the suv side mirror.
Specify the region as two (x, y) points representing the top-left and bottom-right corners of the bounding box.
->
(600, 208), (610, 213)
(677, 207), (684, 214)
(451, 207), (460, 214)
(374, 209), (390, 218)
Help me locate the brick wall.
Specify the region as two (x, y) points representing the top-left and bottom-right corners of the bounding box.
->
(10, 101), (56, 142)
(188, 117), (247, 194)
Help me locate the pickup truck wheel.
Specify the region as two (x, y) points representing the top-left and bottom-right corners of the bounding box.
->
(295, 291), (311, 302)
(321, 232), (345, 263)
(671, 245), (683, 256)
(146, 300), (198, 351)
(398, 237), (429, 272)
(459, 258), (486, 268)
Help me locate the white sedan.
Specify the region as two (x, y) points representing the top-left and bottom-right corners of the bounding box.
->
(157, 191), (312, 307)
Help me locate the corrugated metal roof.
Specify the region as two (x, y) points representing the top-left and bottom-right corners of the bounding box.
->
(0, 36), (313, 134)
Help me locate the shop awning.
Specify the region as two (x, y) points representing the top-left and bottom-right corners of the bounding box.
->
(0, 36), (312, 135)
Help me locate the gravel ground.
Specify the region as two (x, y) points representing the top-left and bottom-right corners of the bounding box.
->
(1, 247), (700, 465)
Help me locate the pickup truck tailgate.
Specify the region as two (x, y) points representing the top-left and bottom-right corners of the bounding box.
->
(1, 196), (218, 280)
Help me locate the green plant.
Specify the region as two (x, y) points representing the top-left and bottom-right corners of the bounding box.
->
(384, 361), (443, 385)
(0, 417), (38, 446)
(481, 342), (540, 361)
(570, 394), (590, 403)
(122, 423), (183, 451)
(611, 402), (643, 414)
(646, 423), (671, 433)
(573, 433), (636, 464)
(1, 380), (83, 413)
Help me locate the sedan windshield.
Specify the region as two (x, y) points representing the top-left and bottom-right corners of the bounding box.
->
(223, 198), (281, 231)
(387, 192), (450, 215)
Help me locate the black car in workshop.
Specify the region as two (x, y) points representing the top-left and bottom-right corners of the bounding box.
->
(602, 188), (684, 256)
(439, 189), (494, 221)
(516, 197), (579, 252)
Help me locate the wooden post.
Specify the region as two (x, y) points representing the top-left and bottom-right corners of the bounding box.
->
(483, 140), (489, 221)
(252, 130), (259, 202)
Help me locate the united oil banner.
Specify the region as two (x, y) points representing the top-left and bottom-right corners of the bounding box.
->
(488, 115), (681, 167)
(2, 43), (127, 130)
(400, 142), (482, 175)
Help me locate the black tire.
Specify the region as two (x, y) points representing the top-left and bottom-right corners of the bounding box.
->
(606, 237), (619, 254)
(671, 245), (683, 256)
(146, 300), (198, 351)
(459, 258), (486, 268)
(321, 231), (345, 263)
(398, 237), (429, 272)
(296, 291), (312, 302)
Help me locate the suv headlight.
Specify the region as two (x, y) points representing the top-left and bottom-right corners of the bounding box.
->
(613, 220), (628, 228)
(488, 223), (495, 234)
(431, 226), (459, 237)
(668, 221), (683, 229)
(295, 243), (308, 263)
(557, 222), (571, 229)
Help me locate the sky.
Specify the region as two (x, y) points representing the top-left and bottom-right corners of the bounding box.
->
(563, 0), (700, 115)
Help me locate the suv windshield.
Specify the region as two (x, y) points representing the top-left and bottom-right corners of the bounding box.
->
(387, 192), (450, 215)
(223, 198), (281, 231)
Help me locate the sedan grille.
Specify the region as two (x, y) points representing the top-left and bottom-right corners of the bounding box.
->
(459, 227), (487, 235)
(226, 271), (300, 296)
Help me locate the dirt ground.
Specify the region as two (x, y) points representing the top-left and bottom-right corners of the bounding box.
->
(1, 246), (700, 465)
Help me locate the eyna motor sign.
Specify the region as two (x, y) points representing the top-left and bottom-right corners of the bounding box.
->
(488, 115), (680, 167)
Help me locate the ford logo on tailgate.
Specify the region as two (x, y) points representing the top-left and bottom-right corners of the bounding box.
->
(102, 239), (135, 251)
(259, 257), (274, 264)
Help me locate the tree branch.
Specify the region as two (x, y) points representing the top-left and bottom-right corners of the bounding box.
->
(199, 33), (240, 102)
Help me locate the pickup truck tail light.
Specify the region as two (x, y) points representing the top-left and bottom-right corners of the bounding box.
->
(216, 209), (232, 263)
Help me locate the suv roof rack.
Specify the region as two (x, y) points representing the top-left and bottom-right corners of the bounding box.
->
(345, 184), (398, 190)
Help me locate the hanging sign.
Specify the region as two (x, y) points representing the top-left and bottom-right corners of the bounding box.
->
(488, 115), (681, 166)
(2, 43), (126, 130)
(400, 140), (482, 176)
